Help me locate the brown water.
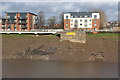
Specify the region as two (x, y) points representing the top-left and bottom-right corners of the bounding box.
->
(2, 60), (118, 78)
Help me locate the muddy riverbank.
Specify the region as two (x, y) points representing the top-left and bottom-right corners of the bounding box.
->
(2, 34), (118, 63)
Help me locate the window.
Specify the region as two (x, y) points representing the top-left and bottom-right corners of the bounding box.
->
(75, 24), (78, 27)
(82, 16), (84, 18)
(85, 24), (87, 27)
(75, 16), (77, 18)
(66, 16), (68, 19)
(85, 15), (87, 17)
(94, 15), (97, 19)
(71, 20), (73, 22)
(90, 19), (91, 22)
(94, 24), (97, 27)
(66, 24), (68, 27)
(85, 19), (87, 23)
(80, 19), (82, 22)
(66, 20), (68, 23)
(80, 24), (82, 26)
(75, 20), (78, 23)
(71, 24), (73, 26)
(89, 23), (91, 25)
(94, 20), (96, 22)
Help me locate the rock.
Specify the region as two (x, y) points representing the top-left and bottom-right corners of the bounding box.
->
(73, 49), (77, 51)
(81, 49), (85, 52)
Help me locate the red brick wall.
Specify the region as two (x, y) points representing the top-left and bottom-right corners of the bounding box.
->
(16, 13), (20, 31)
(92, 19), (100, 30)
(0, 20), (2, 31)
(64, 19), (70, 30)
(11, 24), (14, 31)
(27, 13), (30, 31)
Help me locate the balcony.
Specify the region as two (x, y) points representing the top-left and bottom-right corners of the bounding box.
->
(8, 21), (16, 24)
(7, 16), (16, 20)
(19, 17), (27, 20)
(21, 26), (27, 29)
(19, 21), (27, 24)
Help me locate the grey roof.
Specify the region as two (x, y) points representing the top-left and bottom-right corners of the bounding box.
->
(71, 12), (92, 17)
(5, 12), (37, 16)
(64, 12), (99, 18)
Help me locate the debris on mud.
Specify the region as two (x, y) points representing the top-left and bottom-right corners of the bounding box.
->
(6, 45), (58, 60)
(89, 51), (105, 61)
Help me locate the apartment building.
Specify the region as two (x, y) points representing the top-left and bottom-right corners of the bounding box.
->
(0, 18), (1, 31)
(1, 12), (37, 31)
(0, 18), (6, 31)
(64, 12), (100, 31)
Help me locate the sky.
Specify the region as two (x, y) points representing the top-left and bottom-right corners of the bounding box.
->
(0, 0), (119, 21)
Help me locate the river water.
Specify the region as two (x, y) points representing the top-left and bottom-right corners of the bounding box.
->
(2, 60), (118, 78)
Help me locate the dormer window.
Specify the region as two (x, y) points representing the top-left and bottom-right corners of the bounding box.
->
(85, 15), (87, 17)
(94, 15), (97, 19)
(66, 16), (68, 19)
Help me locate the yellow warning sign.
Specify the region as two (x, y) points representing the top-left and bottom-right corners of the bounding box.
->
(66, 32), (75, 35)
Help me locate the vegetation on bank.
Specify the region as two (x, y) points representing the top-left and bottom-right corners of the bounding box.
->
(87, 33), (119, 38)
(1, 33), (119, 39)
(0, 34), (57, 37)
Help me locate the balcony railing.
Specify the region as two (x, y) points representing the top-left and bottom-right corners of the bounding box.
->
(8, 21), (16, 24)
(19, 21), (27, 24)
(19, 17), (27, 20)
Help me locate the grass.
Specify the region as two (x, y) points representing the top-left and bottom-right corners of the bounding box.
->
(87, 33), (119, 38)
(1, 33), (120, 39)
(1, 34), (32, 37)
(0, 34), (57, 38)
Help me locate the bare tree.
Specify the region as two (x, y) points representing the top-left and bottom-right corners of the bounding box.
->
(90, 9), (108, 29)
(58, 12), (64, 29)
(37, 11), (45, 29)
(118, 21), (120, 27)
(47, 16), (57, 29)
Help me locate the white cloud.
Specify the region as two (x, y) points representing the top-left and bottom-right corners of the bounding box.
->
(1, 0), (120, 2)
(0, 2), (118, 21)
(64, 3), (74, 10)
(74, 8), (80, 12)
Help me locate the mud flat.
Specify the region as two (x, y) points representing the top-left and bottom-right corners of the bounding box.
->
(2, 34), (119, 63)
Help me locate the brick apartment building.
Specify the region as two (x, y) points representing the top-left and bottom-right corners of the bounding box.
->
(63, 12), (100, 31)
(0, 12), (37, 31)
(0, 18), (6, 31)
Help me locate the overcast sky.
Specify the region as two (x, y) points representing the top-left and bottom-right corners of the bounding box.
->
(0, 1), (119, 21)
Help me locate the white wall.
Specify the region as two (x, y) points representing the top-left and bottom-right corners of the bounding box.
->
(92, 13), (100, 19)
(70, 18), (92, 28)
(64, 13), (70, 19)
(64, 12), (100, 29)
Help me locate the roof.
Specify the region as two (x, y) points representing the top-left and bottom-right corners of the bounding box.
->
(5, 12), (37, 16)
(64, 11), (99, 14)
(71, 12), (92, 17)
(63, 12), (99, 18)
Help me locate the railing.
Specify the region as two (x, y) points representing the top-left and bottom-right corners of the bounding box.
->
(0, 29), (119, 32)
(0, 29), (64, 32)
